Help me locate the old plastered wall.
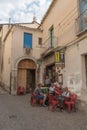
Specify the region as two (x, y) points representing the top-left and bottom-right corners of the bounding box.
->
(1, 27), (12, 92)
(40, 0), (78, 47)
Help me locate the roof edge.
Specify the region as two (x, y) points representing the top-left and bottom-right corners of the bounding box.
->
(41, 0), (57, 24)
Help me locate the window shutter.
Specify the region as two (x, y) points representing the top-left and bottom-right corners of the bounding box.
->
(24, 33), (32, 48)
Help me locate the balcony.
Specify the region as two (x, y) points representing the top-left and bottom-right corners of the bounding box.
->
(76, 9), (87, 35)
(41, 36), (58, 54)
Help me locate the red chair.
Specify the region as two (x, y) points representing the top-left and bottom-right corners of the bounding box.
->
(55, 87), (62, 95)
(48, 94), (60, 112)
(17, 86), (25, 95)
(50, 87), (62, 112)
(48, 94), (55, 110)
(51, 99), (60, 112)
(64, 94), (77, 113)
(30, 92), (41, 106)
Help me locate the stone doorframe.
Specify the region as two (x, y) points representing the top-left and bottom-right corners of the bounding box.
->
(11, 56), (37, 95)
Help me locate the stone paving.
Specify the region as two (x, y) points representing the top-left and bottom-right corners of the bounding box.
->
(0, 91), (87, 130)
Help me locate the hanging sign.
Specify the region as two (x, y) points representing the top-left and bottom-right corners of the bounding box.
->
(55, 51), (65, 63)
(55, 52), (60, 62)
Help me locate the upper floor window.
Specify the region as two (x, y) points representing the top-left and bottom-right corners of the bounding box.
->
(49, 25), (54, 48)
(79, 0), (87, 32)
(24, 32), (32, 48)
(38, 37), (42, 45)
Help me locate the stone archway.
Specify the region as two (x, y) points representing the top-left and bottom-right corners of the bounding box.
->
(17, 59), (36, 93)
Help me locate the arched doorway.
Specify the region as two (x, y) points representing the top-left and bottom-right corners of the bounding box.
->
(17, 59), (36, 93)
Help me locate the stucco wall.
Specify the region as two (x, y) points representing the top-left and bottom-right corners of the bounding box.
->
(63, 37), (87, 97)
(2, 25), (11, 41)
(40, 0), (87, 101)
(41, 0), (78, 46)
(0, 24), (43, 94)
(64, 43), (81, 95)
(11, 26), (43, 68)
(2, 29), (12, 91)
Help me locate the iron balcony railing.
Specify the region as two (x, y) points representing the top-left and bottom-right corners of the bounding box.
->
(41, 36), (58, 53)
(76, 9), (87, 34)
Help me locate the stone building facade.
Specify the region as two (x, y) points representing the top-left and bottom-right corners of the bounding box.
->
(38, 0), (87, 103)
(0, 22), (43, 95)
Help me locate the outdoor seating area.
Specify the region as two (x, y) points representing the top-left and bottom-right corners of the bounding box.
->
(30, 83), (78, 113)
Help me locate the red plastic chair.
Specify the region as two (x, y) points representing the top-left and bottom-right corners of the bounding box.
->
(48, 94), (60, 112)
(55, 87), (62, 95)
(30, 92), (41, 106)
(17, 86), (25, 95)
(64, 94), (77, 113)
(51, 99), (60, 112)
(48, 94), (55, 110)
(50, 87), (62, 112)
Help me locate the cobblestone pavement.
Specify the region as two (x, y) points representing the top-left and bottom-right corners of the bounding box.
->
(0, 93), (87, 130)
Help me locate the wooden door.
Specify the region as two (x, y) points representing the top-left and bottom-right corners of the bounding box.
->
(18, 59), (36, 93)
(26, 69), (35, 93)
(18, 69), (26, 89)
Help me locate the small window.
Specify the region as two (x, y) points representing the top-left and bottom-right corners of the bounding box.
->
(24, 32), (32, 48)
(38, 37), (42, 45)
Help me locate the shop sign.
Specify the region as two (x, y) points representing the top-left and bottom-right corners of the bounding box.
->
(55, 51), (65, 63)
(55, 52), (60, 62)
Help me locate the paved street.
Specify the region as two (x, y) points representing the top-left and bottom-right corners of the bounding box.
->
(0, 91), (87, 130)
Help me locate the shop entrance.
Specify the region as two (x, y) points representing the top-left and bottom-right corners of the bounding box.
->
(46, 64), (55, 82)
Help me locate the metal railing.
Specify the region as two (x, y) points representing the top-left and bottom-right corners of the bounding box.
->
(41, 36), (58, 53)
(76, 9), (87, 34)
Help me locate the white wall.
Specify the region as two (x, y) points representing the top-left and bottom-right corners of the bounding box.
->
(64, 44), (81, 95)
(64, 37), (87, 96)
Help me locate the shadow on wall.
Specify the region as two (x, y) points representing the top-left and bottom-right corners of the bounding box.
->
(0, 81), (9, 93)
